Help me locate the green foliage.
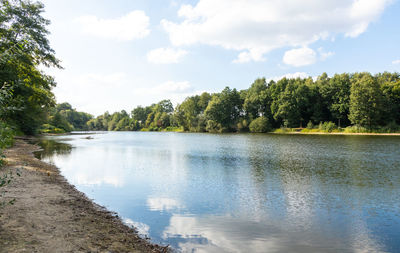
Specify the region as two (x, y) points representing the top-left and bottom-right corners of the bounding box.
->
(40, 102), (91, 133)
(0, 122), (17, 208)
(0, 122), (14, 149)
(0, 0), (61, 135)
(343, 125), (370, 133)
(318, 121), (337, 133)
(237, 119), (249, 132)
(39, 124), (65, 134)
(205, 87), (241, 130)
(249, 117), (271, 133)
(205, 120), (221, 133)
(381, 121), (400, 133)
(85, 72), (400, 134)
(349, 73), (384, 128)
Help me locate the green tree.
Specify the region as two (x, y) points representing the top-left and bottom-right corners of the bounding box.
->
(0, 0), (61, 134)
(249, 116), (271, 133)
(205, 87), (241, 130)
(243, 78), (268, 120)
(319, 73), (351, 127)
(349, 73), (384, 128)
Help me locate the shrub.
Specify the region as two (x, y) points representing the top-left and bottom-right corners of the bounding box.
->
(206, 120), (221, 133)
(318, 121), (337, 133)
(344, 125), (370, 133)
(39, 124), (66, 134)
(249, 117), (272, 133)
(306, 121), (314, 129)
(381, 121), (399, 133)
(0, 123), (15, 149)
(1, 122), (17, 208)
(237, 119), (249, 132)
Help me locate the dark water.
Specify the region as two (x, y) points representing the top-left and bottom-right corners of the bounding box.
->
(36, 132), (400, 252)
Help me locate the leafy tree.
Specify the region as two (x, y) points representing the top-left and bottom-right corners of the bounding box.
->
(377, 72), (400, 125)
(0, 0), (61, 134)
(349, 73), (384, 128)
(205, 87), (241, 130)
(50, 112), (73, 132)
(249, 117), (271, 133)
(319, 73), (351, 127)
(243, 78), (268, 120)
(272, 79), (311, 127)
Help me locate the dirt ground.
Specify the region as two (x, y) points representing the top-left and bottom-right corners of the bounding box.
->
(0, 138), (169, 253)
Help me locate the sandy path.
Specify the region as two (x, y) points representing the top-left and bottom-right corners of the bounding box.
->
(0, 139), (168, 253)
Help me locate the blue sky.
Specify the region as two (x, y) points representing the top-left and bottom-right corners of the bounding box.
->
(41, 0), (400, 116)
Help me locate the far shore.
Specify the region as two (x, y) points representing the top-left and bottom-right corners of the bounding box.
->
(268, 131), (400, 136)
(41, 130), (400, 137)
(0, 137), (169, 252)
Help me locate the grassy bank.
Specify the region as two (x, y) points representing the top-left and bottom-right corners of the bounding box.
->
(271, 127), (400, 135)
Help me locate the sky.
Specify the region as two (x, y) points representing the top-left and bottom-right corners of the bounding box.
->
(41, 0), (400, 116)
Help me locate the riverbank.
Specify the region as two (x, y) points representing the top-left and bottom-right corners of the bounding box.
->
(0, 138), (168, 253)
(269, 130), (400, 136)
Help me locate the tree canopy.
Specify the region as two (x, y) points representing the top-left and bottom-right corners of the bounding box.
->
(0, 0), (61, 134)
(86, 72), (400, 133)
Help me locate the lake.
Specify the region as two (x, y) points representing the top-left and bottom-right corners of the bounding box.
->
(35, 132), (400, 252)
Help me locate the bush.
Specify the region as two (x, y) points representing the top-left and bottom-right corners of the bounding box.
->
(39, 124), (66, 134)
(249, 117), (272, 133)
(318, 121), (337, 133)
(206, 120), (221, 133)
(306, 121), (314, 129)
(344, 125), (370, 133)
(237, 119), (249, 132)
(1, 122), (17, 208)
(381, 121), (400, 133)
(0, 123), (15, 149)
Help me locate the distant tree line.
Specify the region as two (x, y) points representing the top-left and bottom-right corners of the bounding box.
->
(41, 103), (93, 133)
(84, 72), (400, 133)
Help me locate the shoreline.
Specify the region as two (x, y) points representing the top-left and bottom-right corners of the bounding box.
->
(0, 137), (168, 252)
(44, 130), (400, 137)
(267, 131), (400, 136)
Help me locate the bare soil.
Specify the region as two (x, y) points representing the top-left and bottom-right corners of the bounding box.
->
(0, 138), (169, 253)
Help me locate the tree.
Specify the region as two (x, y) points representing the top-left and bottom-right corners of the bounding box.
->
(205, 87), (241, 130)
(319, 73), (351, 127)
(249, 117), (271, 133)
(272, 79), (311, 127)
(349, 73), (384, 128)
(0, 0), (61, 134)
(243, 78), (268, 120)
(377, 72), (400, 125)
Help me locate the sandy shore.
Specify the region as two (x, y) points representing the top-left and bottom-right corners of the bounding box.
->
(0, 138), (169, 253)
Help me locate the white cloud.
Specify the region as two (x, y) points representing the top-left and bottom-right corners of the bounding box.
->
(75, 11), (150, 41)
(133, 81), (201, 105)
(162, 0), (391, 63)
(133, 81), (193, 96)
(147, 81), (193, 94)
(50, 69), (138, 115)
(147, 48), (188, 64)
(392, 59), (400, 65)
(318, 48), (335, 61)
(283, 47), (317, 67)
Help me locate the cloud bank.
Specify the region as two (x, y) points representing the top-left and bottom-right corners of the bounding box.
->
(76, 11), (150, 41)
(147, 48), (188, 64)
(162, 0), (391, 63)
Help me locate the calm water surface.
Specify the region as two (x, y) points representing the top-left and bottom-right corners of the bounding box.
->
(36, 132), (400, 252)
